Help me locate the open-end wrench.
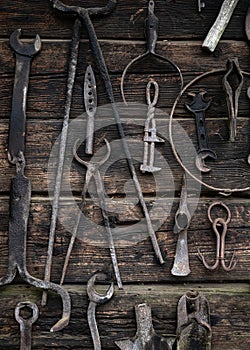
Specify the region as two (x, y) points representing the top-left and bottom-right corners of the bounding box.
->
(15, 301), (39, 350)
(87, 273), (114, 350)
(8, 29), (41, 164)
(186, 91), (217, 173)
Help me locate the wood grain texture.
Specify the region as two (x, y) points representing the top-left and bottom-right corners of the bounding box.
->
(0, 284), (249, 349)
(0, 0), (250, 348)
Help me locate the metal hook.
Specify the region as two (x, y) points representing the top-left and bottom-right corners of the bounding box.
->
(198, 202), (237, 271)
(120, 0), (183, 104)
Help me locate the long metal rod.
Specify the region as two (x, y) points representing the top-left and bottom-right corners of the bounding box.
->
(82, 12), (164, 264)
(41, 18), (82, 306)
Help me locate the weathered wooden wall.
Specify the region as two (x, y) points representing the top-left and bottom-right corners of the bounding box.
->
(0, 0), (250, 349)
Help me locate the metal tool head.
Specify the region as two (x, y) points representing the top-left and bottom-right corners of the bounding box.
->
(186, 91), (211, 113)
(50, 0), (117, 17)
(9, 29), (41, 57)
(15, 301), (39, 326)
(195, 149), (217, 173)
(174, 174), (191, 234)
(87, 272), (114, 304)
(84, 65), (97, 118)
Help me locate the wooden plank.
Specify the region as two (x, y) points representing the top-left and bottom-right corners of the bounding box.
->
(0, 284), (249, 349)
(0, 118), (250, 194)
(0, 0), (249, 40)
(0, 197), (249, 283)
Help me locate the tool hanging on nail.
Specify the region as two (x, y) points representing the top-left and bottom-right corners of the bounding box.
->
(202, 0), (240, 52)
(140, 80), (164, 173)
(60, 139), (123, 289)
(171, 174), (191, 277)
(115, 303), (175, 350)
(15, 301), (39, 350)
(222, 58), (243, 142)
(176, 290), (212, 350)
(186, 91), (217, 173)
(121, 0), (183, 103)
(84, 65), (97, 155)
(48, 0), (165, 276)
(2, 29), (71, 332)
(42, 0), (118, 306)
(198, 202), (237, 271)
(87, 273), (114, 350)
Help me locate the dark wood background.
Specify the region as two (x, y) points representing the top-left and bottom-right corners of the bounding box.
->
(0, 0), (250, 349)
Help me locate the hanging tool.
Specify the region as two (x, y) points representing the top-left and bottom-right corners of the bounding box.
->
(115, 303), (175, 350)
(176, 290), (212, 350)
(140, 80), (164, 173)
(186, 91), (217, 173)
(42, 0), (117, 306)
(8, 29), (41, 164)
(87, 273), (114, 350)
(3, 29), (71, 332)
(198, 0), (205, 12)
(202, 0), (240, 52)
(15, 301), (39, 350)
(198, 202), (237, 271)
(222, 58), (243, 142)
(121, 0), (183, 103)
(171, 174), (191, 277)
(60, 139), (123, 289)
(84, 65), (97, 155)
(48, 1), (165, 289)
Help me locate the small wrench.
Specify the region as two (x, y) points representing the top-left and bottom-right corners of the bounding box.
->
(8, 29), (41, 164)
(15, 301), (39, 350)
(186, 91), (217, 173)
(87, 273), (114, 350)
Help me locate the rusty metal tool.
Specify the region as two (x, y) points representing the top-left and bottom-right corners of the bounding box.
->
(60, 139), (123, 289)
(198, 202), (237, 271)
(176, 290), (212, 350)
(202, 0), (240, 52)
(115, 303), (175, 350)
(121, 0), (183, 103)
(186, 91), (217, 173)
(198, 0), (205, 12)
(222, 58), (243, 142)
(87, 273), (114, 350)
(3, 30), (71, 332)
(49, 0), (165, 267)
(140, 80), (164, 173)
(171, 174), (191, 277)
(42, 0), (117, 306)
(8, 29), (41, 164)
(84, 65), (97, 155)
(15, 301), (39, 350)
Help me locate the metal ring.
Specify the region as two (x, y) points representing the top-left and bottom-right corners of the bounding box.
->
(207, 202), (231, 225)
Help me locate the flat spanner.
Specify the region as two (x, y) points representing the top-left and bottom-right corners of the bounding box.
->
(15, 301), (39, 350)
(8, 29), (41, 164)
(186, 91), (217, 173)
